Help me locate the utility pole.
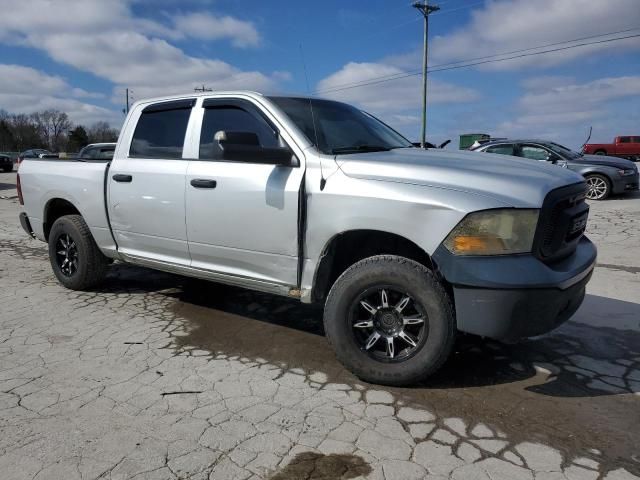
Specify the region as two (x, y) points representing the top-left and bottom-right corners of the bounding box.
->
(413, 0), (439, 148)
(125, 88), (130, 114)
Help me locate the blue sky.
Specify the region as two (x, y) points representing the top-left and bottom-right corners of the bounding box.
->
(0, 0), (639, 149)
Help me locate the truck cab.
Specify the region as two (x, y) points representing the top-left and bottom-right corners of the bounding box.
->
(583, 136), (640, 161)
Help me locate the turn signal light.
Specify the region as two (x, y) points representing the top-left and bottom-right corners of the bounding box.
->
(453, 235), (505, 254)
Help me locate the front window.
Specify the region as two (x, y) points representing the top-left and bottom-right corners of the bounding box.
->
(199, 105), (279, 160)
(545, 142), (581, 160)
(268, 97), (412, 155)
(521, 145), (552, 161)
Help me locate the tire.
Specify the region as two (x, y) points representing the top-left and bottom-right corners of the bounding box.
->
(323, 255), (455, 386)
(48, 214), (108, 290)
(585, 174), (611, 200)
(594, 150), (606, 155)
(2, 165), (11, 173)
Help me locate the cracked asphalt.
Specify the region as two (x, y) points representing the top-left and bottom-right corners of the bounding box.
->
(1, 171), (639, 480)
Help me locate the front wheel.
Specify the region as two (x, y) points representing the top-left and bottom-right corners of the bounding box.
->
(585, 174), (611, 200)
(324, 255), (455, 386)
(48, 214), (109, 290)
(2, 165), (12, 172)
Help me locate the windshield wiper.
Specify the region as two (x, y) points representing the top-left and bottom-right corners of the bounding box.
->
(331, 145), (393, 154)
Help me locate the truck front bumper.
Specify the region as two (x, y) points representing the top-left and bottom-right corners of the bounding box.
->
(433, 237), (596, 342)
(612, 171), (639, 194)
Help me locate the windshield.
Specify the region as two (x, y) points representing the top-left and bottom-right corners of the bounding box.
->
(268, 96), (412, 155)
(546, 142), (582, 159)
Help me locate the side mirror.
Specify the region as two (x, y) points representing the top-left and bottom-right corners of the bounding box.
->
(547, 153), (560, 163)
(214, 130), (293, 166)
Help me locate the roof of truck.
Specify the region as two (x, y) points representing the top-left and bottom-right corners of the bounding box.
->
(128, 91), (328, 109)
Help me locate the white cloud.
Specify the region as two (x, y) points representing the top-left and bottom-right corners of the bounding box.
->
(429, 0), (640, 70)
(384, 0), (640, 72)
(0, 0), (286, 116)
(173, 12), (261, 47)
(0, 64), (68, 96)
(315, 62), (480, 141)
(0, 65), (121, 126)
(497, 75), (640, 145)
(317, 62), (480, 112)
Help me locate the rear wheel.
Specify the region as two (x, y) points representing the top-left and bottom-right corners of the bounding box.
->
(585, 174), (611, 200)
(594, 150), (606, 155)
(324, 255), (455, 386)
(48, 214), (108, 290)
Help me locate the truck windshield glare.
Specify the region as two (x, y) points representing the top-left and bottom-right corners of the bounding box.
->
(268, 96), (412, 155)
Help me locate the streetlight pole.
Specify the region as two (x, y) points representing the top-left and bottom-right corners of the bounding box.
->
(413, 1), (439, 148)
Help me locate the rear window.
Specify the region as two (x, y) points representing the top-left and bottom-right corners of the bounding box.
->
(130, 100), (194, 159)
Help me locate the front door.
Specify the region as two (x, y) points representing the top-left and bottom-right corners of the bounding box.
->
(185, 98), (304, 286)
(108, 99), (194, 265)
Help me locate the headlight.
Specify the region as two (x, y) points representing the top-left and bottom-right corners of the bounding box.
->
(619, 169), (636, 176)
(444, 209), (539, 255)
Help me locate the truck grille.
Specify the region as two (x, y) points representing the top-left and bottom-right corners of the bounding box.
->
(534, 182), (589, 263)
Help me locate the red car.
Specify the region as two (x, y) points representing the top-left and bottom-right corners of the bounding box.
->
(582, 136), (640, 161)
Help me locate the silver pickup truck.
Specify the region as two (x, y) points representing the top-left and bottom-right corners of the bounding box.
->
(18, 91), (596, 385)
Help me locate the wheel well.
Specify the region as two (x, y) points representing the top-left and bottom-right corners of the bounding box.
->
(311, 230), (433, 303)
(43, 199), (81, 240)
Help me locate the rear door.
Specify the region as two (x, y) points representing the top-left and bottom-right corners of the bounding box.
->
(617, 136), (634, 156)
(108, 99), (195, 265)
(184, 97), (304, 286)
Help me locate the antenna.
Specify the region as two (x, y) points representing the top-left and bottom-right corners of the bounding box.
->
(299, 43), (326, 191)
(581, 126), (593, 150)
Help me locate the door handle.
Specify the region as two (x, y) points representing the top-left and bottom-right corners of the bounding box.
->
(190, 179), (217, 189)
(112, 174), (133, 183)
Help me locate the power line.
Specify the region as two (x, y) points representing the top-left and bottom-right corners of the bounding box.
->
(431, 1), (485, 16)
(316, 27), (640, 93)
(318, 33), (640, 94)
(315, 29), (640, 95)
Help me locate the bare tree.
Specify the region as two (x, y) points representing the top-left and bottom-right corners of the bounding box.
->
(31, 110), (72, 151)
(9, 114), (44, 151)
(87, 121), (119, 143)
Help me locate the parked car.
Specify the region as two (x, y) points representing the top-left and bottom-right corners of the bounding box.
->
(0, 154), (13, 172)
(472, 139), (639, 200)
(18, 149), (51, 164)
(17, 92), (596, 386)
(583, 136), (640, 161)
(78, 143), (116, 160)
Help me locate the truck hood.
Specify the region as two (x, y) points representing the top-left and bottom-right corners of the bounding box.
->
(336, 148), (584, 208)
(572, 154), (636, 169)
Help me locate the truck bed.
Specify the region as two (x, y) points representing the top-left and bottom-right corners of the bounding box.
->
(18, 158), (117, 253)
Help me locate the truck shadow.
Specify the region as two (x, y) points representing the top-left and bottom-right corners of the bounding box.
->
(99, 266), (640, 399)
